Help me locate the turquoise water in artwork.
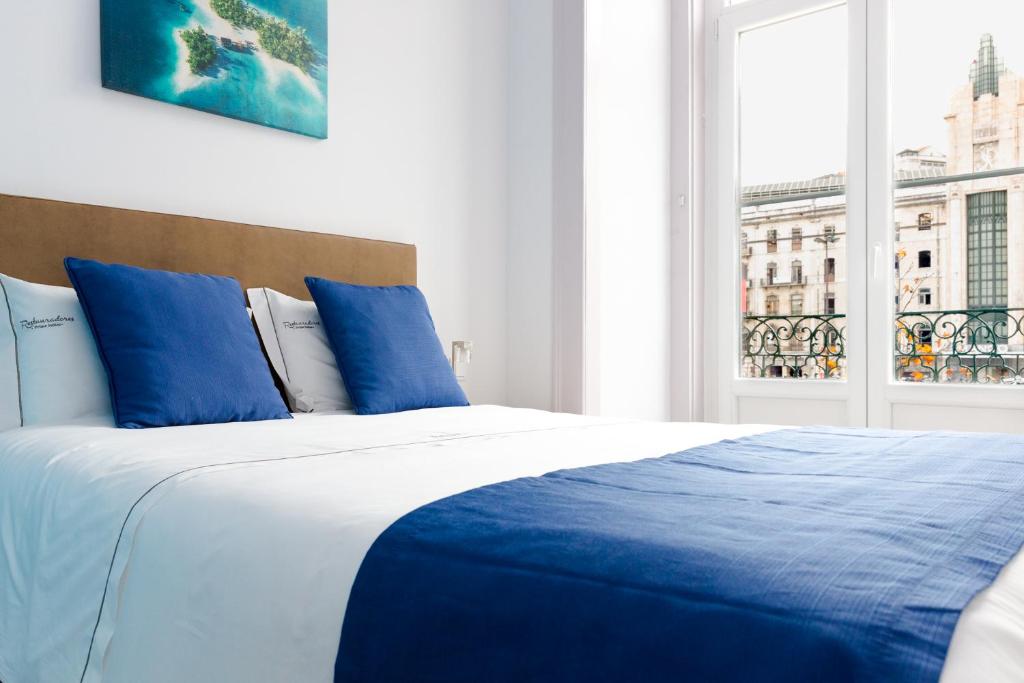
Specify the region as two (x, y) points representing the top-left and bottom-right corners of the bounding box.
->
(101, 0), (327, 138)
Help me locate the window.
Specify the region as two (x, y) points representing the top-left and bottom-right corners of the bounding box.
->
(967, 190), (1009, 343)
(730, 4), (848, 384)
(765, 295), (779, 315)
(716, 0), (1024, 407)
(967, 191), (1008, 310)
(971, 33), (1001, 99)
(766, 262), (778, 285)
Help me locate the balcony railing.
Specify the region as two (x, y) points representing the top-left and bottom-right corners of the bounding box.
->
(742, 314), (846, 379)
(742, 308), (1024, 383)
(895, 308), (1024, 384)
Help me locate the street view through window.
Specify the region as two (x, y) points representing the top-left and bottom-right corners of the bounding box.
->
(739, 1), (1024, 384)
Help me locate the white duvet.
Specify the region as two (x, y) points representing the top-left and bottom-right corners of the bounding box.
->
(0, 406), (1022, 682)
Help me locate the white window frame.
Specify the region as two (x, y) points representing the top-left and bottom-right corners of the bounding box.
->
(705, 0), (867, 425)
(865, 0), (1024, 420)
(705, 0), (1024, 428)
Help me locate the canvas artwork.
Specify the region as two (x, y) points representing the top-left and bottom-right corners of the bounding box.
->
(101, 0), (328, 139)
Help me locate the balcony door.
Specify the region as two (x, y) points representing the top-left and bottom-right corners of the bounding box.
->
(866, 0), (1024, 432)
(711, 0), (1024, 433)
(710, 0), (868, 426)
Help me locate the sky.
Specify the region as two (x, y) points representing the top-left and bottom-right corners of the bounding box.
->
(739, 0), (1024, 187)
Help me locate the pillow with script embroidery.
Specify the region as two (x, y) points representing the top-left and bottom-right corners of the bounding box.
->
(0, 274), (113, 430)
(247, 287), (352, 412)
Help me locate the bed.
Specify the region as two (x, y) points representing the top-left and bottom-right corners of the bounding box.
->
(1, 195), (1023, 683)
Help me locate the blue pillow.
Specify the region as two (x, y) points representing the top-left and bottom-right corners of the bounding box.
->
(304, 278), (469, 415)
(64, 258), (292, 428)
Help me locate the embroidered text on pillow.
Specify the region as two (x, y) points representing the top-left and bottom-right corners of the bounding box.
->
(247, 286), (352, 413)
(20, 315), (76, 330)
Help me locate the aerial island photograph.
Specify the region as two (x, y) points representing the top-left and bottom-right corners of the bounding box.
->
(101, 0), (327, 138)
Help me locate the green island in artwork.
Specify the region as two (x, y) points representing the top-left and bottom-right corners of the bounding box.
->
(180, 26), (216, 74)
(209, 0), (316, 72)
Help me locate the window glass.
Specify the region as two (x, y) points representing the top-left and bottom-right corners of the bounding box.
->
(893, 2), (1024, 383)
(739, 6), (847, 380)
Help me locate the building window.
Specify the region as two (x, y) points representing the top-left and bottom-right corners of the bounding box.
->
(790, 292), (804, 315)
(967, 190), (1008, 341)
(824, 257), (836, 283)
(824, 293), (836, 315)
(918, 250), (931, 268)
(823, 225), (836, 239)
(741, 232), (749, 253)
(918, 213), (932, 230)
(767, 229), (778, 253)
(791, 260), (803, 283)
(791, 227), (802, 251)
(918, 287), (932, 305)
(967, 191), (1008, 308)
(766, 262), (777, 285)
(970, 33), (1002, 100)
(766, 295), (779, 315)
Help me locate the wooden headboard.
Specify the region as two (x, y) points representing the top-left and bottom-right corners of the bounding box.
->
(0, 194), (416, 298)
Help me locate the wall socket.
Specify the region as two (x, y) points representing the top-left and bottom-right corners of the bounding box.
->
(451, 340), (473, 380)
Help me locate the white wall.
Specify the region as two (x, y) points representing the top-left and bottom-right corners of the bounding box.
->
(0, 0), (509, 405)
(507, 0), (554, 410)
(585, 0), (672, 420)
(505, 0), (674, 418)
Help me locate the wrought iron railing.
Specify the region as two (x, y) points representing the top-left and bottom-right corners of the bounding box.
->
(742, 314), (846, 379)
(894, 308), (1024, 384)
(742, 308), (1024, 384)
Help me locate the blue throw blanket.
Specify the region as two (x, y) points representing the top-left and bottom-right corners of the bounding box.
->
(335, 427), (1024, 682)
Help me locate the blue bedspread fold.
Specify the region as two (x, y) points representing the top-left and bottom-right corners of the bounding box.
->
(335, 427), (1024, 682)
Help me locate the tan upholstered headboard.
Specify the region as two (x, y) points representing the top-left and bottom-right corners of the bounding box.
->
(0, 194), (416, 298)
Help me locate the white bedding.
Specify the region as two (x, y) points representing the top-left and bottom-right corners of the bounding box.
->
(0, 406), (1021, 682)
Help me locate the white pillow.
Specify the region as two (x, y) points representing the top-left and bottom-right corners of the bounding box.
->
(247, 287), (352, 413)
(0, 274), (112, 429)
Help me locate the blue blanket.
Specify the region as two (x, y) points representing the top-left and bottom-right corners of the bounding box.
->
(335, 427), (1024, 682)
